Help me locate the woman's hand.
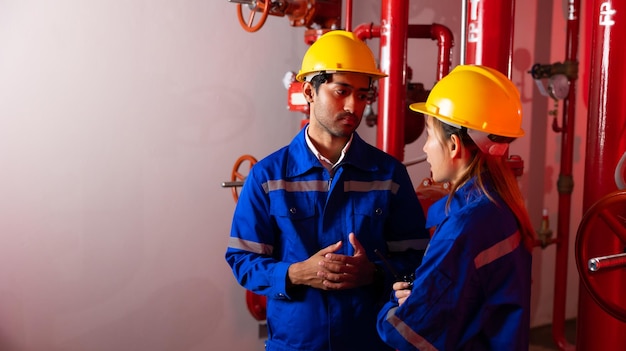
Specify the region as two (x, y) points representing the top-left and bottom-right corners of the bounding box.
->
(393, 281), (412, 306)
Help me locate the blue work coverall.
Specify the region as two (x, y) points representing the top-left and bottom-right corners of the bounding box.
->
(377, 176), (532, 351)
(226, 127), (429, 351)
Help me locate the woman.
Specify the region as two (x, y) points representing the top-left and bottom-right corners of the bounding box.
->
(377, 65), (536, 350)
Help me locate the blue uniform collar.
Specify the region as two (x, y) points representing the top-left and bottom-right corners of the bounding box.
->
(426, 175), (493, 229)
(285, 125), (380, 178)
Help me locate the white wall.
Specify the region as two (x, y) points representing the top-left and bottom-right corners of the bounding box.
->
(0, 1), (586, 350)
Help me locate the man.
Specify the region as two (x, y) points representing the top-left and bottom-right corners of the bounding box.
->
(225, 30), (429, 351)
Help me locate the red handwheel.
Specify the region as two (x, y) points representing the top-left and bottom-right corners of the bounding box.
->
(575, 190), (626, 322)
(230, 154), (266, 321)
(231, 154), (257, 203)
(237, 0), (271, 33)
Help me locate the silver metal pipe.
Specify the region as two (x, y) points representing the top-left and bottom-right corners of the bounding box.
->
(588, 252), (626, 272)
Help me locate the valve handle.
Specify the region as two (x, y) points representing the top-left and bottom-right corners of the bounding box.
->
(236, 0), (271, 33)
(575, 190), (626, 322)
(229, 154), (266, 320)
(230, 154), (257, 203)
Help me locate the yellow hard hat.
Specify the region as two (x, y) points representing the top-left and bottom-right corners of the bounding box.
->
(410, 65), (524, 139)
(295, 30), (387, 82)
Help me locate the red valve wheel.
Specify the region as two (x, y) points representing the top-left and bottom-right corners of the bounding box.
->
(237, 1), (271, 33)
(231, 154), (257, 203)
(246, 290), (267, 321)
(230, 154), (266, 321)
(575, 190), (626, 322)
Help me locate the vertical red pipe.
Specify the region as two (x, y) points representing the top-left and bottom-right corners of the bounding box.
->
(550, 0), (580, 349)
(576, 0), (626, 349)
(430, 24), (453, 80)
(376, 0), (409, 161)
(344, 0), (353, 31)
(464, 0), (515, 77)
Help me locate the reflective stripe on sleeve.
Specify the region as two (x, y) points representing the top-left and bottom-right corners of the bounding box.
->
(473, 230), (521, 269)
(386, 307), (439, 351)
(228, 237), (273, 256)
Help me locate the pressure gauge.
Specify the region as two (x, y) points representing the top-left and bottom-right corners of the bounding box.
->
(548, 74), (570, 100)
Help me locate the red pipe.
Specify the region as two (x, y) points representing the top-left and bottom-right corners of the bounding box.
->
(376, 0), (409, 161)
(464, 0), (515, 77)
(354, 24), (453, 82)
(461, 1), (584, 348)
(576, 0), (626, 349)
(407, 24), (453, 80)
(462, 0), (518, 174)
(462, 0), (579, 347)
(353, 22), (380, 40)
(550, 0), (580, 349)
(344, 0), (352, 31)
(353, 22), (453, 161)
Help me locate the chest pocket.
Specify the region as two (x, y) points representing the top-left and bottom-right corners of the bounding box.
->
(269, 191), (318, 260)
(352, 192), (390, 250)
(270, 192), (316, 220)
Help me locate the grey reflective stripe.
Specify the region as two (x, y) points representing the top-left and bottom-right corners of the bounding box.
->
(388, 238), (430, 252)
(261, 179), (399, 194)
(386, 308), (439, 351)
(262, 180), (328, 193)
(228, 237), (273, 256)
(474, 230), (520, 269)
(344, 180), (400, 194)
